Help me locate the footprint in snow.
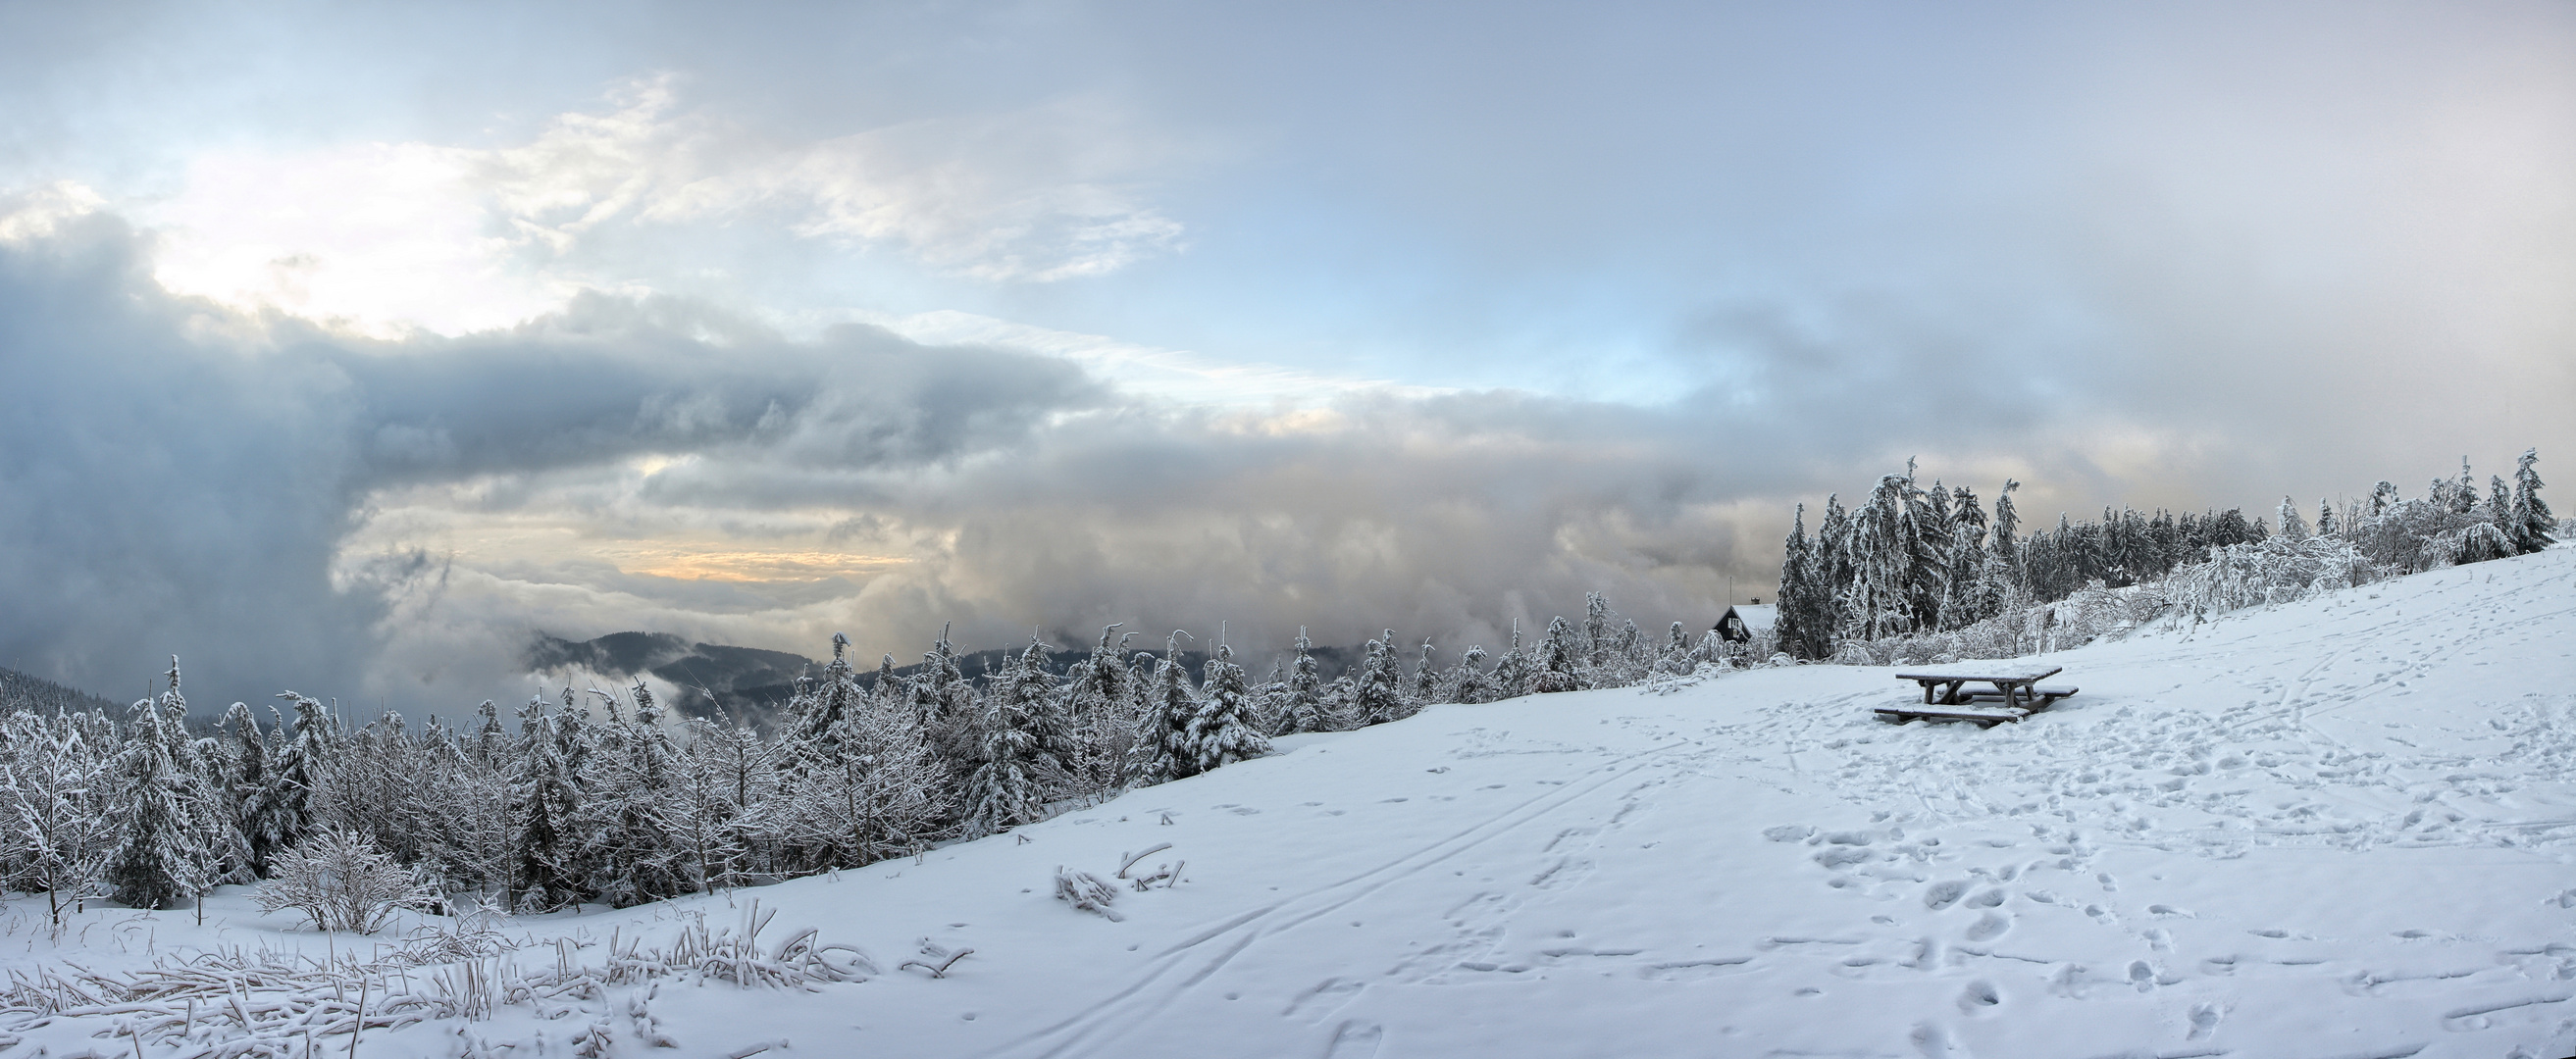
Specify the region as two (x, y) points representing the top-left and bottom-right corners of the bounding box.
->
(1323, 1021), (1384, 1059)
(1924, 880), (1969, 911)
(1910, 1022), (1973, 1058)
(1963, 912), (2010, 941)
(1285, 979), (1366, 1021)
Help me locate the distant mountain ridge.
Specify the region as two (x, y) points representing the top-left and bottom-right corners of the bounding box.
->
(528, 630), (1367, 723)
(0, 666), (123, 715)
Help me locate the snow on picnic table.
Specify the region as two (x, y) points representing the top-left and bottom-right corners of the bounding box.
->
(10, 547), (2576, 1058)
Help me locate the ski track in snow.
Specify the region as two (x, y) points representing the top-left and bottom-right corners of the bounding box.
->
(989, 738), (1698, 1058)
(5, 550), (2576, 1057)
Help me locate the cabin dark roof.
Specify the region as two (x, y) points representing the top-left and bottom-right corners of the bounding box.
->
(1715, 604), (1778, 642)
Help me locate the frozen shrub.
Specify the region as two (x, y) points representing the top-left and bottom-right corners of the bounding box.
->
(1054, 866), (1121, 920)
(253, 829), (429, 933)
(2164, 536), (2368, 621)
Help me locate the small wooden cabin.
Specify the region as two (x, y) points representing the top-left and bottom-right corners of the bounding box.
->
(1715, 603), (1777, 644)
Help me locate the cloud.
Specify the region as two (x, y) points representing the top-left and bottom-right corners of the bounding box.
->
(139, 76), (1190, 337)
(0, 202), (1108, 710)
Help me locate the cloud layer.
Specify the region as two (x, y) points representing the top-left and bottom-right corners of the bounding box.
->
(0, 210), (1784, 711)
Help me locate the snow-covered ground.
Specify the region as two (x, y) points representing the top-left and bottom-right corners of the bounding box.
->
(8, 547), (2576, 1058)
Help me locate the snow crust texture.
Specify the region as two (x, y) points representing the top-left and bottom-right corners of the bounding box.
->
(8, 548), (2576, 1058)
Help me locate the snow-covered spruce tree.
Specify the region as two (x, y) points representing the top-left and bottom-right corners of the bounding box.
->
(583, 681), (693, 907)
(1276, 629), (1330, 735)
(1490, 624), (1534, 699)
(1907, 471), (1955, 631)
(1411, 639), (1440, 705)
(1533, 617), (1583, 693)
(961, 638), (1061, 838)
(791, 632), (862, 758)
(1988, 480), (2021, 572)
(1250, 660), (1291, 733)
(1609, 618), (1644, 682)
(1061, 626), (1140, 795)
(1352, 630), (1411, 725)
(1840, 474), (1917, 643)
(509, 693), (584, 912)
(1186, 643), (1270, 778)
(911, 625), (982, 793)
(773, 634), (858, 794)
(2277, 496), (2309, 541)
(1943, 485), (1997, 629)
(106, 697), (214, 910)
(2317, 498), (2340, 538)
(1134, 631), (1200, 785)
(2514, 448), (2554, 553)
(261, 692), (333, 867)
(1, 709), (121, 926)
(220, 702), (275, 875)
(1652, 622), (1693, 677)
(1581, 595), (1613, 670)
(148, 662), (252, 890)
(2491, 475), (2518, 546)
(2367, 480), (2400, 519)
(1446, 644), (1493, 704)
(1774, 503), (1827, 659)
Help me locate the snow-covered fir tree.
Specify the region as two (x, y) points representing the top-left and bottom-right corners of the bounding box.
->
(1136, 630), (1200, 785)
(583, 681), (692, 907)
(1062, 626), (1139, 795)
(1491, 623), (1534, 699)
(1275, 629), (1329, 735)
(1447, 644), (1493, 704)
(1352, 630), (1411, 725)
(259, 692), (335, 875)
(1411, 639), (1439, 704)
(2278, 496), (2309, 541)
(1534, 616), (1582, 693)
(961, 639), (1060, 837)
(509, 693), (583, 912)
(2513, 448), (2554, 553)
(106, 693), (211, 911)
(1184, 643), (1270, 777)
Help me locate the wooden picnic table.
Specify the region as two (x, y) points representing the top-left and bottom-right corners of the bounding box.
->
(1894, 665), (2063, 708)
(1878, 666), (2079, 728)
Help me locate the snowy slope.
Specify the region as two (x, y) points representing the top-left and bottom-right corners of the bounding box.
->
(9, 547), (2576, 1058)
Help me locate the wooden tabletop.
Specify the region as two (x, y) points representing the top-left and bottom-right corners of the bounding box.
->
(1892, 666), (2063, 683)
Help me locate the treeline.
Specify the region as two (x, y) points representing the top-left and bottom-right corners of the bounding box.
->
(0, 599), (1743, 922)
(1776, 449), (2555, 661)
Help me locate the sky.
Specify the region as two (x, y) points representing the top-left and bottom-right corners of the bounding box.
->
(1, 1), (2570, 713)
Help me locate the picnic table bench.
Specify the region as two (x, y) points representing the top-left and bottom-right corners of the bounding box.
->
(1876, 666), (2079, 728)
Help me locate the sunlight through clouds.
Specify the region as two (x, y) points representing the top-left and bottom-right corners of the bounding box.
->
(139, 76), (1190, 337)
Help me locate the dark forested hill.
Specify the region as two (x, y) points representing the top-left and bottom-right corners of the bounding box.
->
(0, 666), (123, 715)
(528, 631), (1365, 724)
